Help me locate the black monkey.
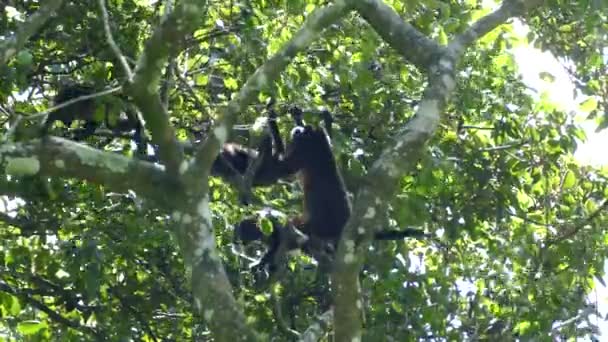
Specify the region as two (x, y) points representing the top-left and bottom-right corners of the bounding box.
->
(288, 106), (333, 137)
(283, 124), (351, 249)
(41, 83), (99, 140)
(41, 83), (145, 152)
(235, 112), (426, 275)
(210, 105), (331, 188)
(211, 103), (292, 187)
(235, 209), (308, 271)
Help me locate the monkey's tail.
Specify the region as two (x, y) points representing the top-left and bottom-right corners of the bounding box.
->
(374, 229), (428, 240)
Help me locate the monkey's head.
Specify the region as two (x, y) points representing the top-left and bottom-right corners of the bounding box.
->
(234, 218), (265, 243)
(285, 125), (333, 171)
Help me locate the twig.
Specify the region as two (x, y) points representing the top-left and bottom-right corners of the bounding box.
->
(451, 0), (544, 54)
(173, 65), (208, 115)
(550, 305), (596, 336)
(98, 0), (133, 80)
(547, 199), (608, 245)
(299, 310), (333, 342)
(27, 85), (122, 121)
(272, 287), (301, 339)
(479, 141), (529, 152)
(0, 281), (100, 337)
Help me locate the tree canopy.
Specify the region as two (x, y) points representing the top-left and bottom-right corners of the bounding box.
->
(0, 0), (607, 340)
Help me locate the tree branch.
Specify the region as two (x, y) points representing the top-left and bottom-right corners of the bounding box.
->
(450, 0), (544, 54)
(546, 199), (608, 246)
(0, 137), (177, 208)
(299, 310), (333, 342)
(350, 0), (443, 71)
(0, 211), (54, 235)
(24, 85), (122, 122)
(126, 0), (210, 174)
(0, 281), (100, 337)
(550, 305), (596, 336)
(98, 0), (133, 79)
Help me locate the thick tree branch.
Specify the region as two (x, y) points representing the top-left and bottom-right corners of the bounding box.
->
(332, 0), (547, 340)
(0, 137), (176, 207)
(126, 0), (209, 174)
(0, 0), (64, 65)
(349, 0), (443, 71)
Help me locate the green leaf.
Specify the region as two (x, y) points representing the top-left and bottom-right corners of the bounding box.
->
(224, 78), (239, 90)
(579, 98), (598, 113)
(438, 27), (448, 45)
(254, 294), (267, 303)
(15, 50), (33, 66)
(9, 296), (21, 316)
(17, 320), (47, 335)
(562, 171), (576, 189)
(259, 217), (274, 236)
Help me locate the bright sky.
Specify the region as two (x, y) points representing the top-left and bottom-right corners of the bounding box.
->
(512, 47), (608, 167)
(511, 21), (608, 337)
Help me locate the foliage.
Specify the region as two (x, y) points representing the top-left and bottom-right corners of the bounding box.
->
(0, 0), (607, 340)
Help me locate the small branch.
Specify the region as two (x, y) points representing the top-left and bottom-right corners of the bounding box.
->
(506, 208), (551, 227)
(547, 199), (608, 245)
(550, 306), (596, 336)
(299, 310), (333, 342)
(110, 285), (159, 342)
(10, 271), (100, 314)
(26, 85), (122, 121)
(272, 290), (301, 339)
(160, 59), (176, 110)
(479, 141), (529, 152)
(98, 0), (133, 80)
(0, 0), (64, 65)
(126, 0), (209, 175)
(460, 125), (495, 130)
(173, 65), (207, 115)
(159, 0), (176, 109)
(0, 281), (100, 337)
(0, 212), (55, 235)
(236, 129), (273, 204)
(450, 0), (544, 54)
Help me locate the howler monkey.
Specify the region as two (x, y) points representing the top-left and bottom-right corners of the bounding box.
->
(235, 112), (426, 275)
(211, 103), (292, 187)
(41, 82), (145, 153)
(41, 83), (98, 139)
